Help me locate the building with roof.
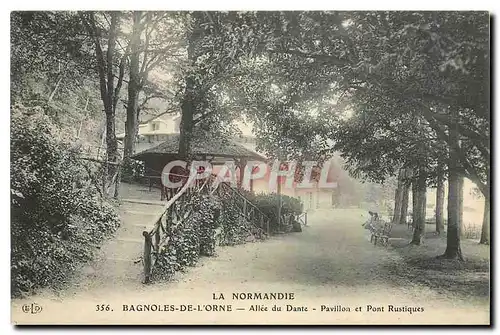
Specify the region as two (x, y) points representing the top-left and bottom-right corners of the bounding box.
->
(116, 111), (182, 154)
(121, 111), (339, 211)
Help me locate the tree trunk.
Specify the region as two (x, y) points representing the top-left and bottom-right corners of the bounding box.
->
(411, 178), (418, 228)
(479, 173), (490, 244)
(400, 183), (410, 225)
(104, 106), (119, 192)
(435, 172), (445, 234)
(104, 13), (119, 189)
(82, 12), (122, 197)
(48, 75), (63, 103)
(179, 83), (195, 160)
(76, 96), (89, 138)
(277, 176), (282, 231)
(135, 107), (141, 140)
(392, 169), (404, 224)
(441, 109), (464, 260)
(114, 163), (122, 199)
(124, 91), (138, 156)
(411, 170), (427, 245)
(178, 27), (197, 160)
(442, 171), (464, 259)
(479, 195), (490, 244)
(124, 12), (143, 160)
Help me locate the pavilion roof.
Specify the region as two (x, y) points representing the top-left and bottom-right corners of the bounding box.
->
(131, 133), (267, 162)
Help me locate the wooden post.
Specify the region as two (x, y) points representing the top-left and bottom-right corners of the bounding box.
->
(236, 158), (244, 189)
(114, 161), (121, 199)
(154, 220), (161, 253)
(243, 199), (247, 219)
(142, 231), (152, 284)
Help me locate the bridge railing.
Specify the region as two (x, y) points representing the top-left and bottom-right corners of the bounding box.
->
(142, 172), (211, 283)
(217, 182), (270, 237)
(141, 172), (271, 283)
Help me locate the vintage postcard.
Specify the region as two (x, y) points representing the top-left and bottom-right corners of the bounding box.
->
(10, 10), (490, 325)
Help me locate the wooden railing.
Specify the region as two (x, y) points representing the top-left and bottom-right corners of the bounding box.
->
(218, 182), (270, 237)
(141, 173), (271, 284)
(142, 173), (212, 283)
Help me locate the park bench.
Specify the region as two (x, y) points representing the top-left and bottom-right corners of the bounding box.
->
(370, 220), (393, 246)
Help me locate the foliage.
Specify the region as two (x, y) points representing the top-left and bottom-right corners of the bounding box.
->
(10, 11), (95, 99)
(120, 159), (145, 183)
(11, 104), (120, 297)
(245, 192), (303, 232)
(153, 193), (220, 279)
(12, 11), (489, 191)
(217, 198), (247, 246)
(122, 11), (185, 158)
(252, 193), (303, 215)
(215, 11), (489, 251)
(10, 11), (108, 169)
(11, 11), (490, 275)
(216, 11), (489, 195)
(218, 53), (333, 162)
(153, 188), (272, 280)
(175, 11), (277, 157)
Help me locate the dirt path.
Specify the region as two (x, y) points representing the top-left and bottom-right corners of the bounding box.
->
(12, 208), (489, 325)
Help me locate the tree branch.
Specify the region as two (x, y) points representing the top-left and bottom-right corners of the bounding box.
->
(113, 44), (130, 112)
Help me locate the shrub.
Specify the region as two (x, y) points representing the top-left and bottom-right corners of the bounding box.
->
(246, 193), (303, 232)
(120, 159), (145, 183)
(11, 104), (120, 297)
(152, 190), (270, 280)
(153, 193), (220, 279)
(218, 199), (247, 245)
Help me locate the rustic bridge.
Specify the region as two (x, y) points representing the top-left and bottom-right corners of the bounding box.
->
(74, 174), (306, 290)
(141, 173), (272, 283)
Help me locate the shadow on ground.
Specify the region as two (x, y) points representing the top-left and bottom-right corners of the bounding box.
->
(241, 209), (403, 288)
(383, 224), (490, 299)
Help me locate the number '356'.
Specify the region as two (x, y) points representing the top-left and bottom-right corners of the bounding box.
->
(95, 304), (112, 312)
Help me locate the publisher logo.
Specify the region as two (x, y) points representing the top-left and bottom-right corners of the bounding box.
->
(22, 303), (42, 314)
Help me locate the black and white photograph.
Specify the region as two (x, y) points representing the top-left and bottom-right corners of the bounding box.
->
(9, 9), (491, 325)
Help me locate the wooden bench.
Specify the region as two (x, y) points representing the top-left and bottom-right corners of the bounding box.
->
(370, 220), (393, 246)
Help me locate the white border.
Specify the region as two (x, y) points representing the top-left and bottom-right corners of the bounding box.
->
(1, 3), (497, 334)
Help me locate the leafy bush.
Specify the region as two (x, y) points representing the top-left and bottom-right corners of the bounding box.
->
(244, 192), (303, 232)
(153, 193), (220, 279)
(11, 104), (120, 297)
(152, 190), (270, 280)
(218, 199), (247, 245)
(121, 159), (145, 183)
